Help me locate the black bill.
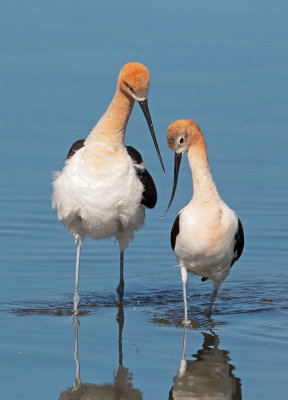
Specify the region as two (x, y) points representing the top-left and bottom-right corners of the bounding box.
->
(138, 99), (165, 172)
(162, 152), (182, 217)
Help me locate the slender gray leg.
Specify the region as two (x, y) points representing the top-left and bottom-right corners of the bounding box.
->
(204, 284), (220, 317)
(73, 237), (82, 314)
(181, 267), (190, 326)
(116, 250), (125, 299)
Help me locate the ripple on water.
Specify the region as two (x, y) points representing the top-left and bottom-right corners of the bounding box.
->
(4, 278), (287, 329)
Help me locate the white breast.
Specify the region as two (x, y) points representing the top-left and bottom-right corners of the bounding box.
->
(52, 146), (145, 248)
(175, 200), (238, 283)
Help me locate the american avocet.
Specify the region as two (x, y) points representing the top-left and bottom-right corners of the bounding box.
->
(164, 119), (244, 322)
(52, 62), (164, 314)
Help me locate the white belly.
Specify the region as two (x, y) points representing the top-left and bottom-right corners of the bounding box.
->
(175, 202), (238, 283)
(52, 146), (145, 249)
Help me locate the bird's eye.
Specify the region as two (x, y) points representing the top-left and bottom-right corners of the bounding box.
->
(179, 137), (184, 144)
(124, 81), (134, 93)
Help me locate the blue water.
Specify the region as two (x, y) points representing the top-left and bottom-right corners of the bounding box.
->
(1, 1), (288, 399)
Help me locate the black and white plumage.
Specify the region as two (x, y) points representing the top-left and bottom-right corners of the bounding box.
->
(164, 119), (244, 323)
(66, 141), (157, 209)
(52, 63), (163, 314)
(171, 215), (244, 279)
(126, 146), (157, 209)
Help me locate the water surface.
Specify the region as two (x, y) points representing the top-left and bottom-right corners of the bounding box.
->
(1, 1), (288, 399)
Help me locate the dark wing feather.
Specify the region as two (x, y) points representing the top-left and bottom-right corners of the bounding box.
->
(126, 145), (157, 209)
(171, 213), (180, 251)
(67, 139), (85, 159)
(125, 145), (143, 165)
(231, 218), (244, 266)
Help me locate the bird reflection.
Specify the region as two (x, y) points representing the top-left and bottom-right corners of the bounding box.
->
(169, 329), (242, 399)
(58, 303), (142, 400)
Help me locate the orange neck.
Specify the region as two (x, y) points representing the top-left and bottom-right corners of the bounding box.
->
(86, 87), (135, 148)
(187, 142), (220, 202)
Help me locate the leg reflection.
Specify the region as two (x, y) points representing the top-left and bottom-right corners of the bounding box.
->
(58, 304), (142, 399)
(169, 329), (242, 399)
(73, 315), (81, 390)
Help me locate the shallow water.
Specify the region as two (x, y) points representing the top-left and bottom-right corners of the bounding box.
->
(1, 1), (288, 399)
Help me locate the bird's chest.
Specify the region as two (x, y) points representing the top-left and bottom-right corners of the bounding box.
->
(86, 157), (142, 219)
(60, 148), (144, 226)
(175, 204), (235, 274)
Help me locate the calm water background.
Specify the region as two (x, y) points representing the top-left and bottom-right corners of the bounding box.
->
(1, 1), (288, 399)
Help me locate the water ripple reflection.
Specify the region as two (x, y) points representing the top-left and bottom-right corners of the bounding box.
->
(5, 281), (286, 325)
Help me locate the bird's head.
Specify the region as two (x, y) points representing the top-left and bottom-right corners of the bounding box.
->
(117, 62), (165, 172)
(118, 62), (150, 102)
(166, 119), (204, 155)
(163, 119), (206, 216)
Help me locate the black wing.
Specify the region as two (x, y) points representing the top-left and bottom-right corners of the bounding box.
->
(126, 146), (157, 209)
(171, 213), (180, 251)
(231, 218), (244, 266)
(67, 139), (85, 160)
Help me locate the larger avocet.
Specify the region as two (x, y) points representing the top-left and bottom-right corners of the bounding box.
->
(52, 63), (164, 314)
